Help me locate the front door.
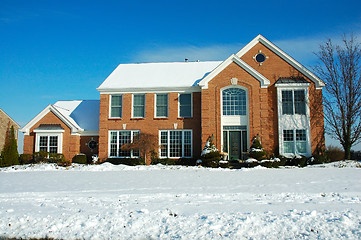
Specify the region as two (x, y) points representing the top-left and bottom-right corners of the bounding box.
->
(229, 131), (241, 160)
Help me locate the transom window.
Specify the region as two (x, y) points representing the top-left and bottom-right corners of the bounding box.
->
(109, 130), (140, 158)
(179, 93), (192, 117)
(133, 94), (145, 118)
(222, 88), (247, 115)
(282, 90), (306, 115)
(110, 95), (122, 118)
(156, 94), (168, 118)
(39, 136), (58, 153)
(160, 130), (192, 158)
(283, 129), (307, 154)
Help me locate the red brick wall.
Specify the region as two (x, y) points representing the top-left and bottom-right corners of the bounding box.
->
(201, 42), (324, 155)
(23, 111), (81, 161)
(98, 92), (201, 161)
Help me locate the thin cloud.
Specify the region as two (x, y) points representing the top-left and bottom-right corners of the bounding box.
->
(131, 32), (361, 66)
(131, 44), (241, 63)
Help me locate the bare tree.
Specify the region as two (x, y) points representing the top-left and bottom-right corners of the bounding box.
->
(315, 34), (361, 159)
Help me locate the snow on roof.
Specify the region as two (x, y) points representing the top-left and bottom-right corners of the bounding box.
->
(97, 61), (222, 91)
(53, 100), (99, 131)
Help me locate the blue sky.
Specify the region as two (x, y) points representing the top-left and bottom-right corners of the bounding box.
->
(1, 0), (361, 151)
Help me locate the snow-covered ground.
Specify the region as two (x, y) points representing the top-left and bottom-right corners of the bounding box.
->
(0, 161), (360, 239)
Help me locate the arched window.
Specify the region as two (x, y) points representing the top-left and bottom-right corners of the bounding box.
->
(222, 88), (247, 115)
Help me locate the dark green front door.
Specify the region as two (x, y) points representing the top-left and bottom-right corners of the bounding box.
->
(229, 131), (241, 160)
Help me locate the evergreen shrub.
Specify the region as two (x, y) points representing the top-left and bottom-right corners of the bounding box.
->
(106, 158), (144, 166)
(1, 126), (19, 167)
(249, 135), (266, 160)
(201, 135), (221, 168)
(176, 158), (196, 166)
(72, 154), (87, 164)
(19, 154), (33, 165)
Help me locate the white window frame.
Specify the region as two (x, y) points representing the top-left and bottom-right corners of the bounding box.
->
(282, 129), (308, 155)
(178, 93), (193, 118)
(109, 95), (123, 119)
(281, 89), (306, 115)
(155, 93), (169, 118)
(108, 130), (140, 158)
(132, 94), (145, 118)
(159, 129), (193, 158)
(34, 132), (63, 153)
(276, 85), (311, 157)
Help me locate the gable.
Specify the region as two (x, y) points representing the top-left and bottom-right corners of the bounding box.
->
(198, 54), (270, 89)
(20, 105), (81, 135)
(236, 35), (325, 89)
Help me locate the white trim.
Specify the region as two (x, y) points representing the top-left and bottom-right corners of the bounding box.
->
(33, 129), (65, 133)
(154, 93), (169, 118)
(178, 92), (193, 118)
(277, 86), (311, 156)
(99, 86), (201, 94)
(158, 129), (193, 159)
(79, 131), (99, 136)
(198, 54), (270, 89)
(108, 130), (140, 158)
(35, 133), (63, 154)
(132, 93), (146, 118)
(275, 82), (311, 88)
(220, 85), (250, 154)
(109, 94), (123, 119)
(20, 105), (83, 135)
(236, 34), (325, 89)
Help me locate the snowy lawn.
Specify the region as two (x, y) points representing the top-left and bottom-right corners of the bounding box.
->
(0, 161), (361, 239)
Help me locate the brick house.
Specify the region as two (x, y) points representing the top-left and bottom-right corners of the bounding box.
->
(21, 35), (325, 163)
(0, 108), (20, 151)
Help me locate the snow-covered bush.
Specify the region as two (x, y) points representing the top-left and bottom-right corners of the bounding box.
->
(201, 135), (221, 168)
(249, 135), (266, 160)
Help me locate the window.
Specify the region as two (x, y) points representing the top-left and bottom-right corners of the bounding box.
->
(282, 90), (306, 115)
(283, 129), (307, 154)
(156, 94), (168, 117)
(159, 130), (192, 158)
(38, 135), (59, 153)
(133, 94), (145, 118)
(110, 95), (122, 118)
(222, 88), (247, 115)
(179, 93), (192, 117)
(109, 130), (140, 158)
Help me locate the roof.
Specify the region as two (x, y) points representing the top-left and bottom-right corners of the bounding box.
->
(21, 100), (99, 135)
(97, 61), (222, 92)
(53, 100), (100, 132)
(275, 77), (310, 84)
(34, 124), (64, 131)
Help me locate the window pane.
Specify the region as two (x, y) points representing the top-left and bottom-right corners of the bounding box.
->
(283, 130), (294, 154)
(133, 94), (145, 118)
(156, 94), (168, 117)
(110, 132), (118, 157)
(160, 131), (168, 157)
(184, 131), (192, 157)
(170, 131), (182, 157)
(284, 142), (294, 154)
(282, 90), (293, 115)
(39, 136), (47, 148)
(223, 131), (228, 152)
(222, 88), (246, 115)
(296, 129), (307, 153)
(179, 94), (191, 117)
(111, 95), (122, 118)
(294, 90), (306, 115)
(119, 131), (131, 157)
